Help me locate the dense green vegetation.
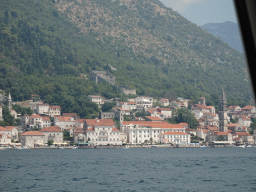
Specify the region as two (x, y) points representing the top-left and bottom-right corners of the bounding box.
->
(166, 108), (199, 129)
(0, 0), (254, 119)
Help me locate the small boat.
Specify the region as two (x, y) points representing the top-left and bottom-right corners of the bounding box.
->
(58, 147), (64, 149)
(17, 146), (30, 150)
(72, 146), (78, 149)
(237, 145), (246, 148)
(200, 146), (208, 148)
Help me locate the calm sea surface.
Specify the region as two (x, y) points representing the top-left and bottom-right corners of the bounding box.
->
(0, 147), (256, 192)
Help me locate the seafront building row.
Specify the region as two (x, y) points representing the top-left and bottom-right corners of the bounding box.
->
(0, 89), (255, 147)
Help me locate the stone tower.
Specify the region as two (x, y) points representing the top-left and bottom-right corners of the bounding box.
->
(218, 88), (228, 132)
(8, 92), (12, 111)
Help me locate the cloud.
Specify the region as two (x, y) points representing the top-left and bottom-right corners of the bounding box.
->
(163, 0), (204, 13)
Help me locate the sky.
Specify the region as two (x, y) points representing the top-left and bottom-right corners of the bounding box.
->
(159, 0), (238, 26)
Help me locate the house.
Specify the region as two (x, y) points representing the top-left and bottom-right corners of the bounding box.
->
(21, 114), (50, 130)
(160, 132), (190, 144)
(192, 110), (204, 120)
(54, 116), (75, 131)
(145, 116), (163, 121)
(185, 128), (196, 136)
(39, 126), (63, 144)
(19, 131), (45, 147)
(88, 95), (104, 105)
(191, 104), (216, 114)
(36, 103), (49, 115)
(207, 131), (233, 143)
(0, 133), (12, 145)
(196, 129), (208, 141)
(117, 101), (136, 111)
(156, 108), (172, 119)
(48, 106), (61, 117)
(241, 105), (256, 114)
(234, 132), (254, 143)
(63, 113), (78, 120)
(159, 99), (169, 106)
(0, 126), (19, 141)
(121, 121), (186, 144)
(83, 119), (122, 146)
(238, 117), (252, 127)
(135, 96), (153, 110)
(75, 119), (86, 128)
(227, 105), (242, 113)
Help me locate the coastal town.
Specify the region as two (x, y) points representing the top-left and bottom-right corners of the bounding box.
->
(0, 71), (256, 149)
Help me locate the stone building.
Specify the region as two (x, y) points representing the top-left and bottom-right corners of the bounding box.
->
(218, 89), (228, 132)
(39, 126), (63, 144)
(90, 70), (115, 85)
(19, 131), (45, 147)
(118, 85), (136, 95)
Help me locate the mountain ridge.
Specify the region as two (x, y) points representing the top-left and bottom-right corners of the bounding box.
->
(0, 0), (254, 118)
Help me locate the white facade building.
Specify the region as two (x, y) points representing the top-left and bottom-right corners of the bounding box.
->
(121, 121), (186, 144)
(135, 96), (153, 110)
(160, 132), (190, 144)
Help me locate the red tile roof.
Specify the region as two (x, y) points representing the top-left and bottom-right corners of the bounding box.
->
(242, 105), (254, 110)
(85, 119), (115, 127)
(112, 128), (120, 132)
(63, 113), (78, 117)
(122, 121), (183, 129)
(20, 131), (45, 136)
(145, 116), (162, 121)
(160, 132), (189, 135)
(0, 133), (11, 138)
(235, 132), (252, 136)
(214, 132), (230, 136)
(39, 126), (62, 132)
(54, 116), (74, 122)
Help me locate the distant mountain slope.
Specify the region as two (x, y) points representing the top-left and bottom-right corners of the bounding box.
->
(0, 0), (254, 114)
(201, 21), (244, 53)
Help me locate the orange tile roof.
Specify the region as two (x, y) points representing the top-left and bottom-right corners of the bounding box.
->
(42, 117), (50, 121)
(63, 113), (78, 117)
(242, 105), (254, 110)
(86, 127), (94, 132)
(49, 106), (61, 110)
(145, 116), (162, 121)
(20, 131), (45, 136)
(122, 121), (183, 129)
(157, 108), (172, 111)
(214, 132), (230, 136)
(39, 126), (62, 132)
(30, 115), (43, 119)
(235, 132), (252, 136)
(112, 128), (120, 132)
(2, 126), (17, 131)
(228, 123), (239, 127)
(85, 119), (115, 127)
(54, 116), (74, 122)
(77, 119), (86, 123)
(0, 133), (11, 138)
(160, 132), (189, 135)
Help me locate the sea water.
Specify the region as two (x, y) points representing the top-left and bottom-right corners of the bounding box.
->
(0, 147), (256, 192)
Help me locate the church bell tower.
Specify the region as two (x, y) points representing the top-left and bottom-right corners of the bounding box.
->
(218, 88), (228, 132)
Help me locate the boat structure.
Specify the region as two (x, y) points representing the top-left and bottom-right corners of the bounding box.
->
(72, 146), (78, 149)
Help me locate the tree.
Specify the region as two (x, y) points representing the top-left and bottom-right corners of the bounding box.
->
(149, 138), (153, 144)
(174, 108), (199, 129)
(48, 140), (54, 145)
(101, 102), (116, 112)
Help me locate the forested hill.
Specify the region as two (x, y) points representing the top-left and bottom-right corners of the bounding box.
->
(0, 0), (254, 118)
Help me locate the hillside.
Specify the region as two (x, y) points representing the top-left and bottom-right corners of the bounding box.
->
(0, 0), (254, 117)
(201, 21), (244, 53)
